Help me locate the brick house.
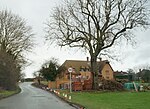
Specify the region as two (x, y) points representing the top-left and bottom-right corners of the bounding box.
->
(48, 58), (114, 89)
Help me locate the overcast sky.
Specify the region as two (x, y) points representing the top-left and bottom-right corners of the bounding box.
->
(1, 0), (150, 78)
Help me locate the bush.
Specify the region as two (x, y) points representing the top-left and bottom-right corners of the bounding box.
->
(99, 79), (124, 91)
(143, 83), (150, 90)
(0, 51), (19, 90)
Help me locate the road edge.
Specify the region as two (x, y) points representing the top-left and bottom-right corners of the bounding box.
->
(31, 82), (85, 109)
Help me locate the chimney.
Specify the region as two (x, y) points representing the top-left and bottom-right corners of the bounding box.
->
(99, 57), (102, 61)
(87, 57), (89, 62)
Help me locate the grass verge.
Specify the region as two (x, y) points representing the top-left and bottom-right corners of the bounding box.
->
(41, 81), (48, 86)
(0, 87), (21, 100)
(67, 91), (150, 109)
(33, 82), (150, 109)
(32, 82), (150, 109)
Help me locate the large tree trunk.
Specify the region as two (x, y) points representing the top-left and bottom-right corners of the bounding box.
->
(90, 56), (98, 90)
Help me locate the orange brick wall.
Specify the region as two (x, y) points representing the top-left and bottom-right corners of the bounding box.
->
(48, 78), (70, 89)
(48, 81), (57, 89)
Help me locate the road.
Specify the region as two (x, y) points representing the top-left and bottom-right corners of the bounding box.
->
(0, 82), (75, 109)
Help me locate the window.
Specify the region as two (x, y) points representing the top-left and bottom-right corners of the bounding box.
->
(106, 70), (109, 75)
(80, 66), (84, 71)
(106, 76), (109, 79)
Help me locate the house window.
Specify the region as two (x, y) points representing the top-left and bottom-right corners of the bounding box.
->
(81, 69), (84, 71)
(80, 66), (84, 71)
(80, 66), (87, 72)
(106, 76), (109, 79)
(72, 68), (76, 72)
(106, 70), (109, 75)
(86, 68), (90, 72)
(85, 67), (90, 71)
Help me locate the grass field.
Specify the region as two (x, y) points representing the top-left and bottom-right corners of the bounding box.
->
(59, 90), (150, 109)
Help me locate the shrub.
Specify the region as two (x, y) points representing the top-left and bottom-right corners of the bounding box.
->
(99, 79), (124, 91)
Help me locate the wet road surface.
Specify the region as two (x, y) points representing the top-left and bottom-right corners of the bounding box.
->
(0, 82), (75, 109)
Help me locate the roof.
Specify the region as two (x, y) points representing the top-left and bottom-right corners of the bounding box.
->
(62, 60), (90, 73)
(98, 61), (109, 71)
(114, 71), (128, 76)
(61, 60), (111, 73)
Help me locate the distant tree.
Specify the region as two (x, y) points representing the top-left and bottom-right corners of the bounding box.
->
(39, 58), (59, 81)
(46, 0), (150, 89)
(19, 73), (26, 82)
(33, 71), (38, 78)
(127, 69), (135, 74)
(127, 69), (136, 81)
(32, 71), (41, 84)
(134, 64), (150, 82)
(138, 69), (150, 83)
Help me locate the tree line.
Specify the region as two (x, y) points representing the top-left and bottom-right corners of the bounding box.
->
(127, 68), (150, 83)
(0, 10), (33, 90)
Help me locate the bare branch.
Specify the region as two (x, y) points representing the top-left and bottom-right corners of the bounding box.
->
(46, 0), (150, 60)
(0, 10), (34, 65)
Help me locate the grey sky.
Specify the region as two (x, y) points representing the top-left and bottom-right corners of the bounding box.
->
(1, 0), (150, 77)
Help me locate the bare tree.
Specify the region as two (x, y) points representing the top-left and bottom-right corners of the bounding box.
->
(46, 0), (150, 89)
(0, 10), (34, 90)
(0, 10), (34, 65)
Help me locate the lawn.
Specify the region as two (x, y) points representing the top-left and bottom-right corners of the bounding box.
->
(60, 91), (150, 109)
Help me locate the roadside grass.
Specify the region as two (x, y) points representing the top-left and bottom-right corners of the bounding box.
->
(35, 81), (150, 109)
(59, 90), (150, 109)
(0, 87), (21, 100)
(41, 81), (48, 86)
